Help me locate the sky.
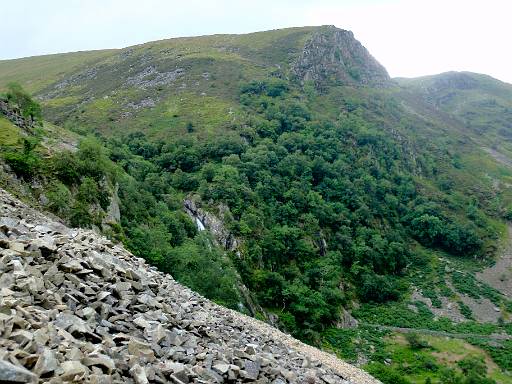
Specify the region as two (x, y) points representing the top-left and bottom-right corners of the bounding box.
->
(1, 0), (511, 83)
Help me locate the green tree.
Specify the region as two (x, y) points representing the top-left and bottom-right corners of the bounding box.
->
(5, 82), (42, 122)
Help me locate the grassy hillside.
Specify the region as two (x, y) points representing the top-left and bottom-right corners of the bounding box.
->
(0, 50), (116, 93)
(397, 72), (512, 152)
(2, 26), (512, 383)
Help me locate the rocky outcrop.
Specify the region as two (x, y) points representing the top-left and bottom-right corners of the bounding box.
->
(103, 183), (121, 226)
(0, 99), (36, 132)
(0, 188), (379, 384)
(292, 26), (390, 89)
(126, 66), (184, 89)
(183, 199), (268, 319)
(336, 309), (359, 329)
(184, 199), (240, 253)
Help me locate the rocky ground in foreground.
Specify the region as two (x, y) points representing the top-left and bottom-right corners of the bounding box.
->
(0, 188), (379, 384)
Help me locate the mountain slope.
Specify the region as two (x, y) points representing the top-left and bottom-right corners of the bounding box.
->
(0, 187), (378, 384)
(2, 26), (512, 384)
(397, 71), (512, 164)
(0, 26), (389, 138)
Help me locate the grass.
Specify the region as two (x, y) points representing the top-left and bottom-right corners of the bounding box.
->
(0, 117), (22, 146)
(43, 95), (81, 108)
(152, 93), (242, 138)
(324, 328), (512, 384)
(0, 50), (116, 93)
(384, 334), (512, 384)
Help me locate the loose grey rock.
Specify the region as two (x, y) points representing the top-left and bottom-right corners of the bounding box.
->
(33, 348), (59, 375)
(129, 364), (149, 384)
(0, 188), (379, 384)
(59, 361), (88, 381)
(0, 360), (37, 383)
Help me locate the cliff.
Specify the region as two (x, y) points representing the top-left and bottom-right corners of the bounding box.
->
(291, 26), (391, 88)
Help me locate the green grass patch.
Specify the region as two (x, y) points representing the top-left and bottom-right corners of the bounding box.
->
(0, 50), (116, 93)
(0, 117), (22, 146)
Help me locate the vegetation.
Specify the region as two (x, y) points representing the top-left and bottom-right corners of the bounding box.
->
(2, 28), (512, 382)
(0, 86), (246, 313)
(324, 329), (509, 384)
(3, 82), (42, 122)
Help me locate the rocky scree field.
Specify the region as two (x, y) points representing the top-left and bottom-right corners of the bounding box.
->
(0, 188), (378, 384)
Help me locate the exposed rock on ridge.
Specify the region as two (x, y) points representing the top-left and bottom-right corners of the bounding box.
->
(0, 188), (379, 384)
(292, 26), (390, 88)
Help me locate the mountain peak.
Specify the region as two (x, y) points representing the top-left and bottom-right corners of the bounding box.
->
(292, 26), (390, 88)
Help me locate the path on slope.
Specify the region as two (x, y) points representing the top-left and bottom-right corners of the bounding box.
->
(361, 323), (512, 341)
(0, 188), (379, 384)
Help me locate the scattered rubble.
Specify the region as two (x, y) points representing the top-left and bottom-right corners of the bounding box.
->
(126, 66), (184, 89)
(0, 188), (379, 384)
(126, 98), (157, 111)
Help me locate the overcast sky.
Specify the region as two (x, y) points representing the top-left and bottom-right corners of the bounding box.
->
(1, 0), (511, 83)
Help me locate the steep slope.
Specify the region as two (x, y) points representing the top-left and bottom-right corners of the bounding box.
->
(0, 50), (116, 94)
(2, 26), (512, 384)
(292, 26), (390, 88)
(0, 26), (389, 138)
(397, 71), (512, 148)
(0, 188), (377, 384)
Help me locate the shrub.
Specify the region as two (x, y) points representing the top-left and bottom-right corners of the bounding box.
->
(366, 363), (412, 384)
(46, 182), (72, 216)
(5, 82), (42, 122)
(3, 138), (41, 177)
(404, 332), (429, 349)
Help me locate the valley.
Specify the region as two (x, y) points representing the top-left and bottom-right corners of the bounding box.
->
(1, 25), (512, 383)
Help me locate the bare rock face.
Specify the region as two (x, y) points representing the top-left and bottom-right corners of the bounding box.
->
(0, 188), (379, 384)
(292, 26), (390, 89)
(184, 198), (240, 252)
(0, 100), (36, 132)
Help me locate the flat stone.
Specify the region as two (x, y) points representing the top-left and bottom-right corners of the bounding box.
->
(128, 338), (155, 362)
(54, 312), (91, 334)
(245, 343), (258, 355)
(0, 216), (18, 229)
(133, 316), (150, 328)
(82, 353), (115, 374)
(10, 330), (33, 345)
(213, 363), (230, 375)
(8, 242), (25, 253)
(33, 348), (59, 375)
(0, 360), (37, 383)
(243, 360), (261, 380)
(61, 259), (83, 272)
(60, 361), (89, 381)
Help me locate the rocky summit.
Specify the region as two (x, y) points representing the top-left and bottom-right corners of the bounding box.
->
(0, 188), (378, 384)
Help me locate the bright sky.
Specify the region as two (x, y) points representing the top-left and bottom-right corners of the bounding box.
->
(1, 0), (511, 83)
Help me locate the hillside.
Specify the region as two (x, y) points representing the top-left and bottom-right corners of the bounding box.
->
(0, 187), (377, 384)
(1, 25), (512, 384)
(397, 71), (512, 163)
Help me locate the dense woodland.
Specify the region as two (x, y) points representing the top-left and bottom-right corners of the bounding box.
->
(1, 81), (498, 326)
